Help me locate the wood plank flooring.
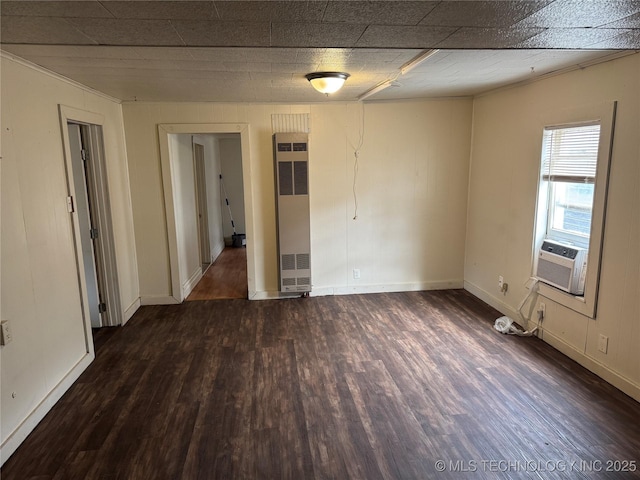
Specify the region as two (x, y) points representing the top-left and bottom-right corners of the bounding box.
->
(3, 290), (640, 479)
(187, 247), (247, 301)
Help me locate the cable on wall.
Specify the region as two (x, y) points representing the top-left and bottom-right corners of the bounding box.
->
(494, 278), (541, 336)
(348, 102), (365, 220)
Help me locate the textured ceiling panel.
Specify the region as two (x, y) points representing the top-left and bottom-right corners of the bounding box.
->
(0, 1), (113, 18)
(171, 20), (271, 47)
(520, 28), (634, 48)
(1, 44), (143, 59)
(439, 27), (545, 49)
(356, 25), (457, 48)
(0, 16), (96, 44)
(66, 18), (185, 45)
(1, 0), (638, 102)
(600, 11), (640, 28)
(213, 1), (326, 22)
(588, 29), (640, 48)
(272, 22), (366, 48)
(516, 0), (640, 27)
(99, 1), (216, 20)
(419, 1), (552, 27)
(132, 46), (195, 60)
(322, 1), (438, 25)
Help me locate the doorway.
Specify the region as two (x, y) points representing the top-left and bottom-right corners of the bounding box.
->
(61, 107), (122, 329)
(159, 124), (254, 303)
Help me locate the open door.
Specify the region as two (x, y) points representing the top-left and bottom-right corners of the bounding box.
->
(63, 116), (122, 327)
(193, 141), (211, 272)
(67, 124), (103, 328)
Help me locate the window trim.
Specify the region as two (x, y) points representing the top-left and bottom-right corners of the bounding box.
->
(532, 102), (616, 319)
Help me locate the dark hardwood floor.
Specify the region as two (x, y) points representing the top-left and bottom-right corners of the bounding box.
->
(3, 290), (640, 479)
(187, 247), (248, 301)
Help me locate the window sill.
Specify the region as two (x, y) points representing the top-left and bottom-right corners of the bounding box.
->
(538, 281), (595, 319)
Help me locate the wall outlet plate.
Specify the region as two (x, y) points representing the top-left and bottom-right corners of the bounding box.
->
(598, 334), (608, 354)
(353, 268), (361, 279)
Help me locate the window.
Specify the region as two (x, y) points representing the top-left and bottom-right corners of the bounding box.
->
(533, 102), (615, 319)
(541, 124), (601, 248)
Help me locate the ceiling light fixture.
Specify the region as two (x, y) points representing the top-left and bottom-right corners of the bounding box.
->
(400, 49), (440, 75)
(357, 79), (395, 101)
(305, 72), (350, 95)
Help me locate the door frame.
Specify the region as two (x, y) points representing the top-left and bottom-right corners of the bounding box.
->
(158, 123), (255, 302)
(59, 105), (122, 334)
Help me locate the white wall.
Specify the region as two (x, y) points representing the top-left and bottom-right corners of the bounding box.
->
(465, 53), (640, 401)
(122, 100), (473, 299)
(219, 136), (245, 242)
(0, 55), (139, 461)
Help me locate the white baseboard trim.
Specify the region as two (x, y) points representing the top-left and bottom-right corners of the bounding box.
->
(211, 242), (225, 263)
(140, 295), (180, 306)
(464, 280), (640, 403)
(248, 280), (464, 301)
(0, 352), (94, 466)
(463, 280), (521, 322)
(122, 297), (141, 324)
(540, 328), (640, 403)
(249, 290), (284, 300)
(313, 280), (464, 297)
(182, 268), (203, 300)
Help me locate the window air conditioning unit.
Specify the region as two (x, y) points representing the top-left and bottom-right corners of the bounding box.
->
(535, 240), (588, 295)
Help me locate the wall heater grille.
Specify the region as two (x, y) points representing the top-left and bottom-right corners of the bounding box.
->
(274, 133), (311, 293)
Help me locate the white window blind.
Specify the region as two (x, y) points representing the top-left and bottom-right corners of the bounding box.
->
(541, 124), (601, 183)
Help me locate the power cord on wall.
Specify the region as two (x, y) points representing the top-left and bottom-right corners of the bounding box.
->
(494, 277), (541, 337)
(349, 102), (365, 220)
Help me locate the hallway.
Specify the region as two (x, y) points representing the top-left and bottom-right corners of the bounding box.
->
(187, 247), (247, 300)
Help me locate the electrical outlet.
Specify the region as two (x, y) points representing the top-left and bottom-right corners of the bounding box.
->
(538, 302), (546, 320)
(598, 334), (608, 354)
(1, 320), (12, 346)
(498, 276), (504, 290)
(353, 268), (361, 279)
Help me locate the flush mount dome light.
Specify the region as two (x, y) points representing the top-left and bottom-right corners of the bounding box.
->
(305, 72), (350, 95)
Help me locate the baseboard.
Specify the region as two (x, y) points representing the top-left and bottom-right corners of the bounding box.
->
(248, 280), (464, 301)
(464, 280), (640, 403)
(122, 297), (141, 324)
(540, 328), (640, 403)
(140, 295), (180, 306)
(0, 352), (94, 466)
(211, 242), (225, 263)
(249, 290), (283, 300)
(182, 268), (203, 300)
(463, 280), (521, 322)
(314, 280), (464, 297)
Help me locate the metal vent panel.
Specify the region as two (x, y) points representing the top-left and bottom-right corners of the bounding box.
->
(293, 142), (307, 152)
(296, 253), (310, 270)
(278, 161), (293, 196)
(282, 254), (296, 270)
(294, 161), (308, 195)
(271, 113), (310, 134)
(274, 132), (311, 293)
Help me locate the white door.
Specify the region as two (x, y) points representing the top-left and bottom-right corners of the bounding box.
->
(193, 142), (211, 271)
(67, 123), (102, 328)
